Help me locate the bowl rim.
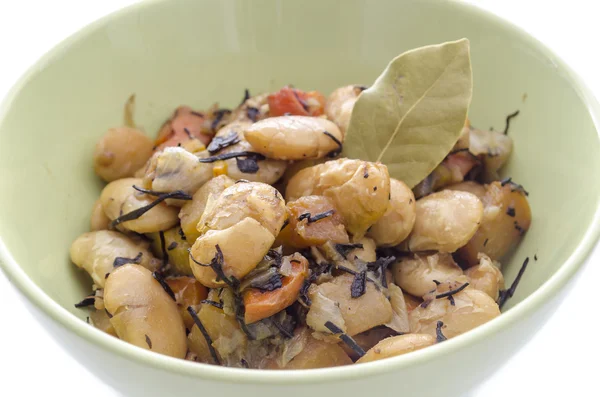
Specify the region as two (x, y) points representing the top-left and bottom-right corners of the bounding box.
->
(1, 0), (599, 385)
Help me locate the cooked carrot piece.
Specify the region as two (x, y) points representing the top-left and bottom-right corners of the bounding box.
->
(243, 253), (309, 324)
(166, 276), (208, 329)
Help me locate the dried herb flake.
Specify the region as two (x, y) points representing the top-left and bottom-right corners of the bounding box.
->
(152, 271), (176, 301)
(187, 306), (221, 365)
(246, 107), (259, 122)
(266, 249), (283, 268)
(198, 151), (263, 163)
(448, 295), (456, 306)
(211, 109), (232, 132)
(110, 188), (192, 228)
(514, 222), (526, 236)
(293, 90), (309, 112)
(234, 293), (254, 340)
(212, 246), (240, 289)
(207, 132), (240, 154)
(280, 219), (290, 232)
(299, 279), (312, 306)
(436, 321), (447, 343)
(167, 242), (178, 251)
(435, 282), (469, 300)
(324, 321), (365, 358)
(236, 157), (260, 174)
(504, 110), (520, 135)
(298, 209), (335, 224)
(271, 317), (294, 339)
(335, 243), (364, 259)
(366, 256), (396, 288)
(248, 270), (283, 291)
(350, 271), (367, 298)
(132, 185), (193, 200)
(159, 231), (168, 269)
(201, 300), (224, 309)
(240, 89), (250, 106)
(113, 252), (143, 268)
(498, 257), (529, 309)
(74, 296), (95, 309)
(323, 131), (343, 158)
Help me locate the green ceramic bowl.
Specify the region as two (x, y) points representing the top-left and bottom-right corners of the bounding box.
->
(1, 1), (599, 396)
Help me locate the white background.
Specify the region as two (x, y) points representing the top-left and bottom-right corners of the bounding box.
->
(0, 1), (598, 396)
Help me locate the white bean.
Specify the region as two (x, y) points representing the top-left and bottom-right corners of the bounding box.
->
(325, 85), (362, 137)
(392, 252), (464, 297)
(368, 178), (416, 246)
(409, 282), (500, 339)
(245, 116), (343, 160)
(104, 264), (187, 358)
(464, 253), (505, 300)
(93, 127), (154, 182)
(100, 178), (179, 233)
(407, 190), (483, 252)
(143, 147), (212, 204)
(357, 334), (436, 364)
(286, 158), (390, 238)
(70, 230), (159, 288)
(214, 121), (287, 184)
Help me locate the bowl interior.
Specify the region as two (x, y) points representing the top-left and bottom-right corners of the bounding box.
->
(0, 0), (599, 356)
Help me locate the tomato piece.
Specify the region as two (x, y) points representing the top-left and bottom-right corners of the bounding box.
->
(303, 91), (326, 116)
(268, 87), (325, 117)
(155, 106), (211, 150)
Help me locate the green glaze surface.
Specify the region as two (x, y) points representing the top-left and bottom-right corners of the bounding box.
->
(0, 1), (599, 396)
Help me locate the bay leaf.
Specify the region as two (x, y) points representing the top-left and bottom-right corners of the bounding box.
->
(342, 39), (473, 188)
